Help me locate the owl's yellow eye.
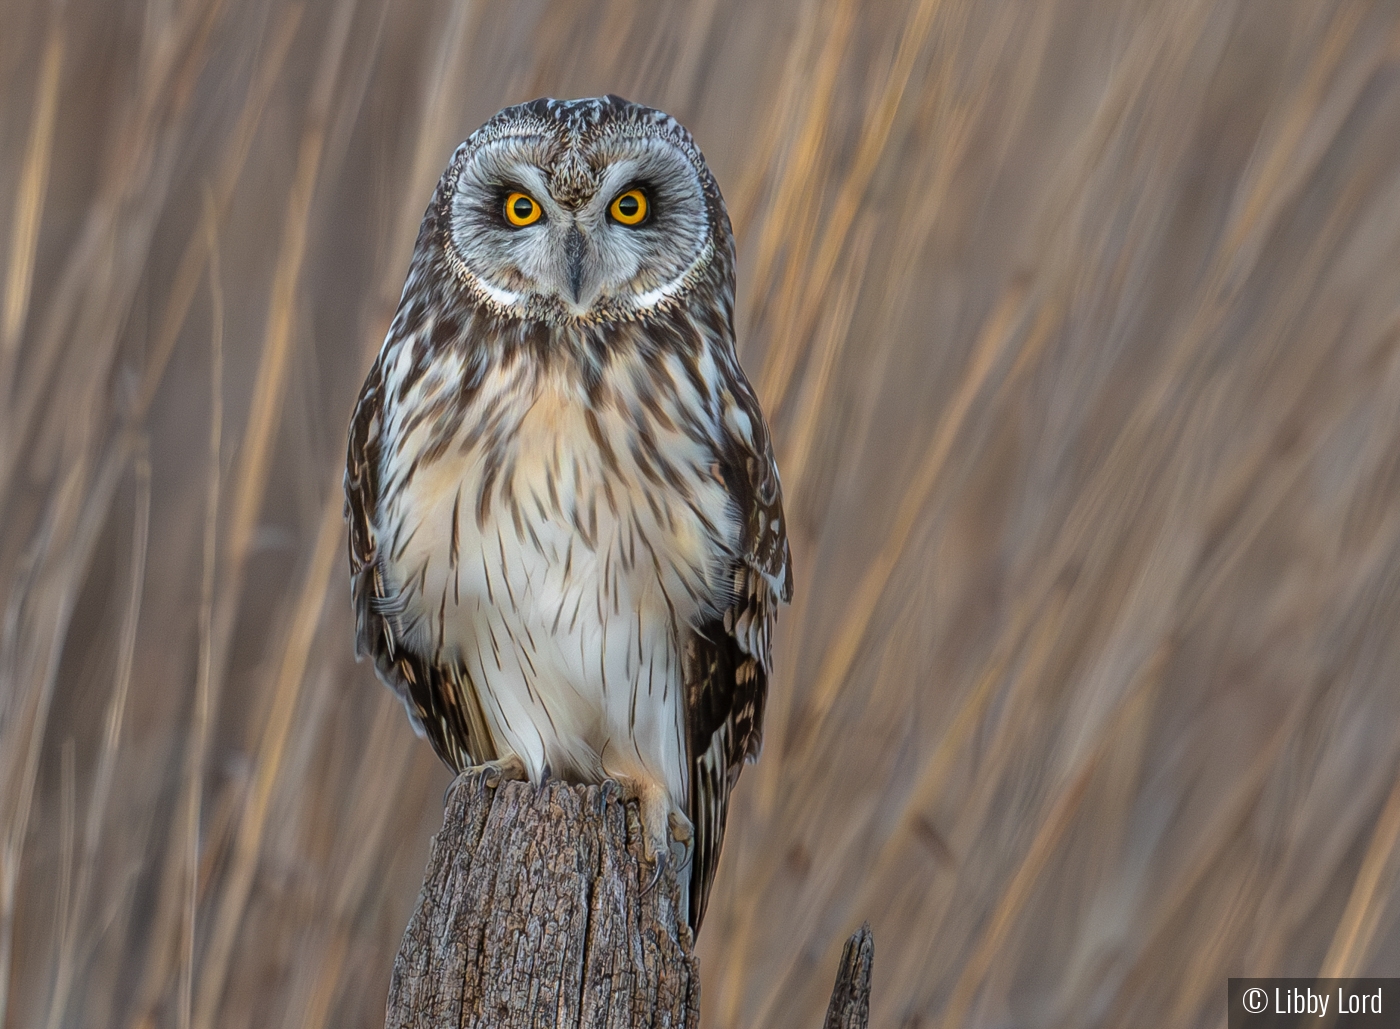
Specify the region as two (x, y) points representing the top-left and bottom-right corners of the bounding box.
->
(504, 192), (542, 227)
(609, 188), (648, 225)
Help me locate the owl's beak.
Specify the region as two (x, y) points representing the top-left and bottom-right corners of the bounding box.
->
(564, 224), (586, 303)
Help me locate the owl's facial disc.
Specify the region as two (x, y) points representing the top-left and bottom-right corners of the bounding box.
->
(446, 132), (711, 319)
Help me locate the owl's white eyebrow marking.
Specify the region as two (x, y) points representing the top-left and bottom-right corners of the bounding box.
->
(632, 237), (714, 309)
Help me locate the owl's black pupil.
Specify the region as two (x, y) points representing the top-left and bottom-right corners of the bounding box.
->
(512, 197), (533, 219)
(618, 195), (640, 217)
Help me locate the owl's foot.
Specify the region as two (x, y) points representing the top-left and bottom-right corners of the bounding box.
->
(669, 810), (695, 872)
(609, 773), (677, 892)
(640, 812), (694, 895)
(465, 753), (527, 789)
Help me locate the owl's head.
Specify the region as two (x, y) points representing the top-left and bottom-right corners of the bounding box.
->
(433, 96), (731, 323)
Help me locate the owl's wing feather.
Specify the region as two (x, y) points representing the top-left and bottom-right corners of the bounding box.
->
(345, 351), (496, 772)
(686, 379), (791, 931)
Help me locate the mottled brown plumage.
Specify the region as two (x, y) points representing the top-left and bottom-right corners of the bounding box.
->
(345, 96), (790, 930)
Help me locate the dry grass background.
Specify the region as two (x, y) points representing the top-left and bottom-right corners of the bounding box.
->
(4, 0), (1400, 1026)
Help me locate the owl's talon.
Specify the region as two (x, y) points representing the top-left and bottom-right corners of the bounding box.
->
(600, 778), (621, 803)
(462, 754), (526, 790)
(669, 811), (695, 871)
(642, 851), (669, 896)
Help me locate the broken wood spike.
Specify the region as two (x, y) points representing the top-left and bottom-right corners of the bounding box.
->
(823, 923), (874, 1029)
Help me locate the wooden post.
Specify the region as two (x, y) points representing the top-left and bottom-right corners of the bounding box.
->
(385, 772), (873, 1029)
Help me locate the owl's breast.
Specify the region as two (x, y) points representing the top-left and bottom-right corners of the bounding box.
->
(376, 352), (739, 660)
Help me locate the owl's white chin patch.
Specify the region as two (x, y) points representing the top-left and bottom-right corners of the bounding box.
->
(473, 276), (524, 308)
(444, 243), (527, 312)
(456, 262), (595, 318)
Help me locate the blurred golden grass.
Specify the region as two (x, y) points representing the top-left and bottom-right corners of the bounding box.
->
(4, 1), (1400, 1026)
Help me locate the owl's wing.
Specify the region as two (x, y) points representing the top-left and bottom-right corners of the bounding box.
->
(345, 353), (496, 772)
(686, 380), (792, 931)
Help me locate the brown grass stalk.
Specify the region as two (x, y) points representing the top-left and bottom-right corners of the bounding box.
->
(1321, 768), (1400, 978)
(0, 10), (63, 369)
(176, 194), (224, 1029)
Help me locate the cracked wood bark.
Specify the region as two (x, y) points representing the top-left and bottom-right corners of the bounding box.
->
(385, 771), (873, 1029)
(385, 774), (696, 1028)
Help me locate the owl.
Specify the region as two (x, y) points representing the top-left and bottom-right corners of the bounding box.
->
(344, 96), (791, 932)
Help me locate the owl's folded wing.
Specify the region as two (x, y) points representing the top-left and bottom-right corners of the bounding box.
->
(685, 376), (792, 930)
(345, 352), (496, 772)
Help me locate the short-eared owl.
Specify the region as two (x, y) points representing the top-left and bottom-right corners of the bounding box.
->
(344, 96), (791, 931)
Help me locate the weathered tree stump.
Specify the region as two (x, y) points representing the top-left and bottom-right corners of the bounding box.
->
(386, 771), (873, 1028)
